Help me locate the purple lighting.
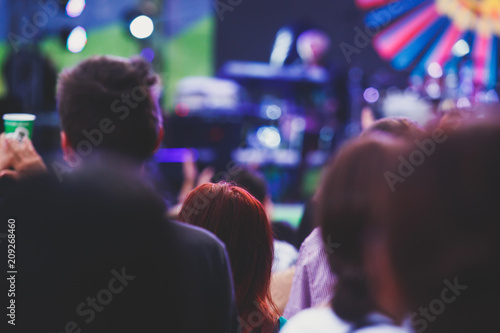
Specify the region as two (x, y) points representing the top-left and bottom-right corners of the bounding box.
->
(153, 148), (199, 163)
(363, 87), (380, 103)
(140, 47), (155, 62)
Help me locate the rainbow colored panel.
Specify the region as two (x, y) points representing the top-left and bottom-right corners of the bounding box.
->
(358, 0), (500, 94)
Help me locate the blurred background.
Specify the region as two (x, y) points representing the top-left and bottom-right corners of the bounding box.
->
(1, 0), (499, 227)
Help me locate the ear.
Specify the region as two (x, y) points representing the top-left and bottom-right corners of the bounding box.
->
(60, 131), (72, 163)
(264, 195), (274, 222)
(153, 126), (164, 154)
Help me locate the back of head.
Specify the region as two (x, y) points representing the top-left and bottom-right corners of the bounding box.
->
(220, 166), (268, 204)
(379, 118), (500, 332)
(361, 116), (425, 140)
(57, 55), (162, 163)
(178, 182), (279, 332)
(318, 133), (406, 323)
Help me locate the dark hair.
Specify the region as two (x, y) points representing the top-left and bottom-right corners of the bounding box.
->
(179, 182), (280, 332)
(220, 166), (268, 203)
(378, 120), (500, 332)
(318, 134), (405, 323)
(361, 116), (425, 140)
(57, 56), (162, 162)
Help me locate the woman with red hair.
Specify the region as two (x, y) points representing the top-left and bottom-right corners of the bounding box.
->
(179, 182), (285, 332)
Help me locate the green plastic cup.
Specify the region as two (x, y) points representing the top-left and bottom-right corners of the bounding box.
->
(3, 113), (36, 141)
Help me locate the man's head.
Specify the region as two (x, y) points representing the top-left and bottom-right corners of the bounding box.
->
(57, 55), (163, 165)
(360, 116), (425, 140)
(219, 166), (274, 220)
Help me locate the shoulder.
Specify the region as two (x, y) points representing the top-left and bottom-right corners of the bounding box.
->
(282, 307), (349, 333)
(294, 227), (330, 271)
(168, 220), (228, 263)
(282, 308), (409, 333)
(169, 219), (225, 247)
(275, 239), (299, 255)
(357, 326), (409, 333)
(168, 220), (225, 249)
(299, 227), (324, 255)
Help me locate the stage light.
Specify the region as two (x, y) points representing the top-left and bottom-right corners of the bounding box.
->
(486, 89), (499, 103)
(265, 105), (282, 120)
(456, 97), (471, 108)
(67, 26), (87, 53)
(270, 28), (293, 66)
(291, 117), (306, 132)
(363, 87), (380, 103)
(319, 126), (335, 141)
(66, 0), (85, 17)
(425, 82), (441, 99)
(129, 15), (154, 39)
(175, 103), (190, 117)
(154, 148), (198, 163)
(257, 126), (281, 148)
(427, 62), (443, 79)
(140, 47), (155, 62)
(451, 39), (470, 57)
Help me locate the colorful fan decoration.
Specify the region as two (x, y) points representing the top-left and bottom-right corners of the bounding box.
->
(356, 0), (499, 91)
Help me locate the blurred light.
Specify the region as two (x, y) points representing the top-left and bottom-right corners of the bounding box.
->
(451, 39), (470, 57)
(265, 105), (282, 120)
(67, 26), (87, 53)
(270, 28), (293, 66)
(154, 148), (199, 163)
(425, 82), (441, 99)
(140, 47), (155, 62)
(445, 73), (458, 89)
(457, 97), (471, 108)
(130, 15), (154, 39)
(291, 117), (306, 131)
(486, 89), (499, 102)
(175, 103), (190, 117)
(319, 126), (335, 141)
(461, 82), (474, 97)
(363, 87), (380, 103)
(257, 126), (281, 148)
(427, 62), (443, 79)
(474, 91), (487, 103)
(439, 98), (456, 112)
(297, 29), (331, 65)
(66, 0), (86, 18)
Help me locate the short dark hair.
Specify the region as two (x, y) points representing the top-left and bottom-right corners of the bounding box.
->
(57, 56), (162, 162)
(361, 116), (425, 140)
(220, 167), (268, 203)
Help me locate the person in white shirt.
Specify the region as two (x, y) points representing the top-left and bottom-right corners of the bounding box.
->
(282, 133), (409, 333)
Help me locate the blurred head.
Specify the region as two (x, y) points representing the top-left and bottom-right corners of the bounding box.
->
(218, 166), (274, 220)
(368, 119), (500, 332)
(57, 55), (163, 166)
(361, 116), (425, 140)
(317, 133), (407, 323)
(296, 29), (330, 65)
(178, 182), (279, 332)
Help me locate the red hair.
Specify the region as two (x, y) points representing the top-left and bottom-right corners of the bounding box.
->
(179, 182), (280, 332)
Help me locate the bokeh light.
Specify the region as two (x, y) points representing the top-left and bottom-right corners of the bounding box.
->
(66, 0), (86, 18)
(67, 26), (87, 53)
(129, 15), (154, 39)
